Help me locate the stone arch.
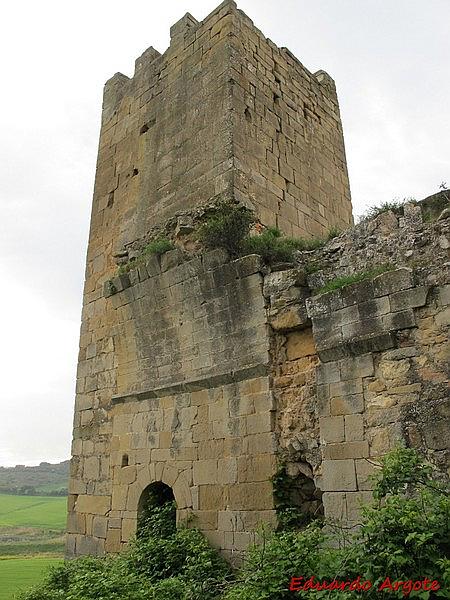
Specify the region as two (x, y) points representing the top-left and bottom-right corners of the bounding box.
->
(123, 465), (193, 542)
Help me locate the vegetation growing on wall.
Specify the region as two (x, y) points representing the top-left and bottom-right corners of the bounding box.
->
(19, 448), (449, 600)
(314, 264), (394, 295)
(243, 227), (324, 264)
(422, 185), (450, 222)
(198, 203), (327, 264)
(118, 237), (175, 274)
(198, 201), (255, 257)
(271, 466), (322, 531)
(360, 200), (410, 221)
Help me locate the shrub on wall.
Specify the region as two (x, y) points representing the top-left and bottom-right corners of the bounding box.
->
(198, 202), (326, 265)
(243, 228), (324, 265)
(118, 237), (175, 274)
(198, 202), (255, 257)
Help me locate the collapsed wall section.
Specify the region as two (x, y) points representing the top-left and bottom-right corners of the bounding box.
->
(265, 204), (450, 527)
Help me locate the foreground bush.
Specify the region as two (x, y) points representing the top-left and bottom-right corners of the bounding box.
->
(225, 448), (449, 600)
(20, 503), (231, 600)
(20, 449), (449, 600)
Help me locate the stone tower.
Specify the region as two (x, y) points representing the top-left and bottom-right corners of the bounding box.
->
(67, 0), (355, 558)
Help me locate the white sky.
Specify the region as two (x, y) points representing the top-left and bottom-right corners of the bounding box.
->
(0, 0), (449, 466)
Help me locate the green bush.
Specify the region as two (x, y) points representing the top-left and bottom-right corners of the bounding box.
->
(243, 228), (324, 265)
(326, 226), (342, 240)
(20, 499), (231, 600)
(117, 237), (174, 274)
(197, 203), (330, 264)
(137, 500), (177, 539)
(422, 186), (450, 222)
(224, 524), (344, 600)
(225, 448), (449, 600)
(198, 202), (255, 257)
(20, 449), (449, 600)
(271, 466), (320, 531)
(142, 238), (174, 257)
(361, 200), (409, 221)
(354, 448), (450, 590)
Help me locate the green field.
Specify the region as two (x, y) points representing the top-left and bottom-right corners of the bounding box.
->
(0, 493), (66, 597)
(0, 557), (62, 600)
(0, 495), (66, 530)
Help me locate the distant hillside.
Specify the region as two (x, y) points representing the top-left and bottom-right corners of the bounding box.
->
(0, 461), (69, 496)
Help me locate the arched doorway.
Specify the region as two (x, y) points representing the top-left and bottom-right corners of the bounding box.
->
(137, 481), (176, 538)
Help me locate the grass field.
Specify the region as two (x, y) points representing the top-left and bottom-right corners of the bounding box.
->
(0, 557), (62, 600)
(0, 494), (66, 597)
(0, 495), (66, 530)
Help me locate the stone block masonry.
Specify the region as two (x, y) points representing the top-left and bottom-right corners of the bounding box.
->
(67, 0), (449, 560)
(70, 250), (278, 559)
(69, 0), (353, 559)
(94, 0), (351, 263)
(267, 201), (450, 530)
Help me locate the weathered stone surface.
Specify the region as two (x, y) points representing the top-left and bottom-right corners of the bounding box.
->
(346, 491), (373, 521)
(344, 414), (364, 442)
(330, 394), (364, 415)
(355, 459), (379, 491)
(160, 249), (184, 272)
(322, 492), (347, 521)
(373, 268), (413, 297)
(323, 441), (369, 460)
(389, 287), (429, 311)
(269, 304), (309, 331)
(286, 329), (316, 360)
(321, 460), (357, 492)
(68, 0), (450, 561)
(319, 416), (344, 443)
(92, 516), (108, 539)
(76, 495), (111, 516)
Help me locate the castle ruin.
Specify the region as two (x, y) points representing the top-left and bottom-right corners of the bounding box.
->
(67, 0), (450, 559)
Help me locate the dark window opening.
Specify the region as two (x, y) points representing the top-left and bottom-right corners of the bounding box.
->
(121, 454), (129, 467)
(274, 463), (323, 530)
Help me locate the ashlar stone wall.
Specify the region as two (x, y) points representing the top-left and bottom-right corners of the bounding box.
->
(230, 9), (352, 234)
(69, 0), (448, 561)
(96, 0), (351, 257)
(69, 193), (450, 558)
(69, 250), (278, 559)
(69, 0), (354, 558)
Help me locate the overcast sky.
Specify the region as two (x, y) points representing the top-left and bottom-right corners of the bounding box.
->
(0, 0), (449, 467)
